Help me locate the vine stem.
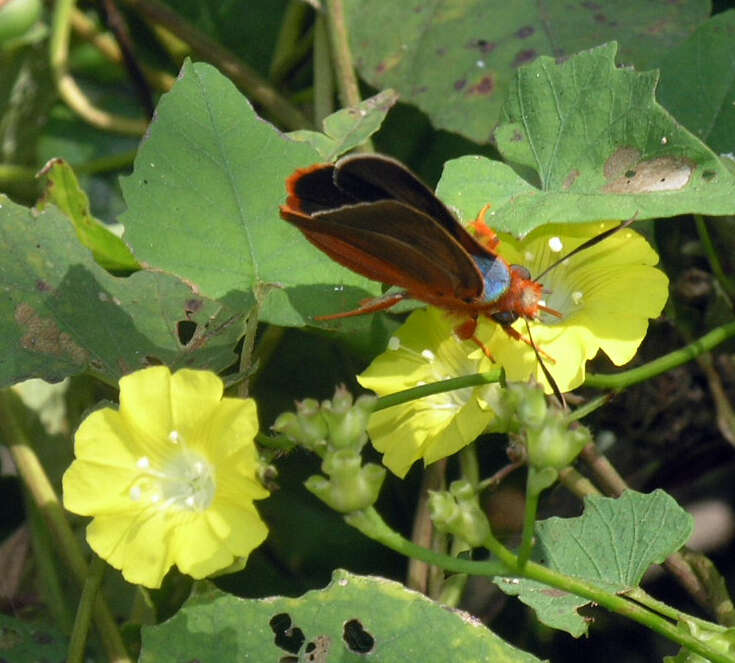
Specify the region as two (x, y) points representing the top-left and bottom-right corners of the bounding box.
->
(371, 320), (735, 413)
(120, 0), (312, 130)
(374, 370), (502, 411)
(583, 320), (735, 390)
(347, 507), (732, 663)
(695, 214), (735, 303)
(50, 0), (148, 135)
(67, 555), (106, 663)
(0, 391), (131, 662)
(323, 0), (373, 152)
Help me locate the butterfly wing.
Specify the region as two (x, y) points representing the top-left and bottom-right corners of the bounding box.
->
(281, 198), (484, 300)
(333, 154), (494, 259)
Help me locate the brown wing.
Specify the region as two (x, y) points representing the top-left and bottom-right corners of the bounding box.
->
(333, 154), (496, 260)
(280, 199), (484, 300)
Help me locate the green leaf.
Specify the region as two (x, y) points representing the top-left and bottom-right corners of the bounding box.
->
(0, 195), (243, 387)
(288, 89), (399, 160)
(141, 570), (542, 662)
(656, 10), (735, 155)
(437, 43), (735, 235)
(120, 60), (380, 327)
(496, 489), (693, 637)
(345, 0), (708, 143)
(37, 158), (140, 272)
(0, 614), (67, 663)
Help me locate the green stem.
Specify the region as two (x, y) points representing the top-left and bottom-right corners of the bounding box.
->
(517, 474), (541, 567)
(237, 301), (262, 398)
(0, 391), (131, 663)
(346, 507), (509, 577)
(27, 498), (74, 634)
(120, 0), (312, 130)
(694, 215), (735, 304)
(50, 0), (148, 135)
(324, 0), (373, 152)
(313, 14), (335, 125)
(269, 0), (311, 83)
(373, 322), (734, 413)
(557, 466), (601, 498)
(67, 555), (106, 663)
(566, 393), (613, 423)
(374, 370), (501, 411)
(0, 163), (37, 184)
(347, 507), (731, 662)
(584, 320), (735, 390)
(458, 443), (480, 488)
(249, 325), (286, 388)
(74, 150), (138, 176)
(407, 459), (447, 596)
(627, 587), (726, 632)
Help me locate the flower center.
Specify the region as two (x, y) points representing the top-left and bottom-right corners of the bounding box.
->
(129, 430), (216, 511)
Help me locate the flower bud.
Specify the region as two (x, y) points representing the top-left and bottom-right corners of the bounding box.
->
(305, 449), (386, 513)
(513, 383), (548, 429)
(296, 398), (330, 444)
(429, 480), (491, 547)
(322, 387), (374, 450)
(526, 411), (591, 470)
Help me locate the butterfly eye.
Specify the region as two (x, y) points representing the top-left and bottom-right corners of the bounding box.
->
(491, 311), (519, 325)
(510, 264), (532, 280)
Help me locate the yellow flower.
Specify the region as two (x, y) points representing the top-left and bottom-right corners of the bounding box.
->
(479, 221), (669, 392)
(62, 366), (268, 588)
(358, 308), (502, 478)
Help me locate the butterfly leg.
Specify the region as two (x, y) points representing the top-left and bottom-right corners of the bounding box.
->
(315, 291), (407, 321)
(501, 324), (556, 363)
(454, 316), (496, 362)
(468, 203), (500, 252)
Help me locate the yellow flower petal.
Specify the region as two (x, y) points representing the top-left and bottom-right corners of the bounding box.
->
(170, 369), (224, 433)
(482, 221), (669, 391)
(63, 366), (269, 588)
(359, 308), (497, 477)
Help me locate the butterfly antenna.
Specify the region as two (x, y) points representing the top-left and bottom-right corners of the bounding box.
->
(534, 215), (638, 282)
(525, 319), (566, 409)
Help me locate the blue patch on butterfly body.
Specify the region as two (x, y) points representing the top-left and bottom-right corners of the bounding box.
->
(473, 255), (511, 303)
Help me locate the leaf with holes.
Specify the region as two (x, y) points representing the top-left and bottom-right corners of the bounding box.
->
(496, 490), (693, 637)
(140, 569), (542, 662)
(345, 0), (709, 143)
(0, 196), (243, 387)
(119, 59), (381, 328)
(436, 43), (735, 235)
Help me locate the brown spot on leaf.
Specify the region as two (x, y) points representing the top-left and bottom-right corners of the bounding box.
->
(513, 49), (537, 67)
(467, 75), (495, 96)
(511, 130), (524, 142)
(454, 78), (467, 90)
(36, 280), (52, 293)
(15, 303), (88, 364)
(516, 26), (534, 38)
(541, 588), (568, 597)
(604, 147), (695, 193)
(468, 38), (495, 53)
(563, 169), (580, 190)
(594, 12), (608, 23)
(185, 298), (203, 314)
